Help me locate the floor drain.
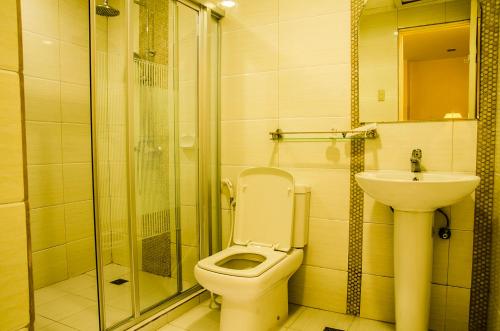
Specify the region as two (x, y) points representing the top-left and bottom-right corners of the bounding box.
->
(110, 278), (128, 285)
(323, 328), (344, 331)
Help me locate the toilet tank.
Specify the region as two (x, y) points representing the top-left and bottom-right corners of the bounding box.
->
(292, 185), (311, 248)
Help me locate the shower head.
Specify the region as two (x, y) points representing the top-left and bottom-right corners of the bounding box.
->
(96, 0), (120, 17)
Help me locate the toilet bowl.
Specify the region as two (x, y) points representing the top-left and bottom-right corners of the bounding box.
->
(194, 167), (311, 331)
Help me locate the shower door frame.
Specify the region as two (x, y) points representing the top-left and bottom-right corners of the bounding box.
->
(89, 1), (224, 330)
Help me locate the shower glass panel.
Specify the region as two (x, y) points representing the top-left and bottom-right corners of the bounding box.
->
(94, 0), (134, 327)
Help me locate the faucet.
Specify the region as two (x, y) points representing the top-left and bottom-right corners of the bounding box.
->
(411, 149), (422, 173)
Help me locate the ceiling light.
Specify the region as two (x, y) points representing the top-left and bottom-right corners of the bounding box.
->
(220, 0), (236, 8)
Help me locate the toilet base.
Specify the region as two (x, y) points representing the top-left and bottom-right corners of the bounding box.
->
(220, 280), (288, 331)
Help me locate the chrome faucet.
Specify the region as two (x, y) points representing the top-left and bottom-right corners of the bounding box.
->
(411, 149), (422, 173)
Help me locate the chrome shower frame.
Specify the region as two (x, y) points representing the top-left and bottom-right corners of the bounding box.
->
(89, 0), (224, 329)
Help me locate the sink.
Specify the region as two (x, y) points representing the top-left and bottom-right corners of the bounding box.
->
(355, 170), (480, 331)
(355, 170), (480, 211)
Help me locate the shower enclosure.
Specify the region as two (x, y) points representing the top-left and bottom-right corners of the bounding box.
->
(24, 0), (221, 329)
(91, 0), (222, 328)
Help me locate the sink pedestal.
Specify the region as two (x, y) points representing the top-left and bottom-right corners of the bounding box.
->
(393, 210), (434, 331)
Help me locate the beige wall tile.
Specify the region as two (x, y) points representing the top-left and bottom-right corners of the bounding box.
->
(27, 164), (64, 208)
(0, 203), (29, 330)
(429, 284), (447, 331)
(61, 83), (90, 123)
(221, 72), (278, 120)
(287, 168), (350, 221)
(222, 24), (278, 76)
(222, 0), (278, 32)
(24, 76), (61, 122)
(304, 218), (348, 270)
(289, 265), (347, 313)
(433, 234), (450, 285)
(65, 200), (94, 242)
(59, 0), (89, 47)
(452, 120), (477, 172)
(62, 123), (92, 163)
(60, 42), (89, 84)
(363, 194), (393, 224)
(445, 287), (470, 330)
(279, 65), (350, 118)
(180, 164), (197, 206)
(0, 70), (24, 203)
(279, 13), (350, 69)
(180, 206), (198, 247)
(63, 163), (93, 203)
(278, 0), (349, 22)
(30, 205), (66, 251)
(450, 194), (475, 231)
(360, 274), (395, 323)
(21, 0), (59, 39)
(67, 237), (96, 277)
(26, 121), (62, 164)
(278, 117), (351, 169)
(365, 122), (453, 171)
(362, 223), (394, 277)
(23, 31), (60, 80)
(181, 245), (198, 285)
(448, 230), (473, 288)
(33, 245), (68, 289)
(221, 119), (279, 166)
(0, 0), (19, 71)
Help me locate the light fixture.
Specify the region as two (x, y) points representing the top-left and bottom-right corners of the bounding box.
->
(220, 0), (236, 8)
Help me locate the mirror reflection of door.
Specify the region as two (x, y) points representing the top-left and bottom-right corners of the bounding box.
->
(399, 22), (473, 121)
(358, 0), (479, 123)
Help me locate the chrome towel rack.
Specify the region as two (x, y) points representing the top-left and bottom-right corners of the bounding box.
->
(269, 127), (378, 142)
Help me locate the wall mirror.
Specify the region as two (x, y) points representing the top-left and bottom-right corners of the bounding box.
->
(358, 0), (479, 122)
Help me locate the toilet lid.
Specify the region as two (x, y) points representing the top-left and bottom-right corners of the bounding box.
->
(234, 167), (295, 252)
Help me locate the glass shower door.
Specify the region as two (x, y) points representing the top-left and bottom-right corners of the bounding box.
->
(91, 0), (221, 328)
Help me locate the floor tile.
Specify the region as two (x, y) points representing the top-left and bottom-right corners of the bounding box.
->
(288, 307), (354, 331)
(35, 286), (69, 307)
(37, 293), (95, 321)
(170, 302), (220, 331)
(39, 321), (77, 331)
(158, 325), (186, 331)
(349, 317), (395, 331)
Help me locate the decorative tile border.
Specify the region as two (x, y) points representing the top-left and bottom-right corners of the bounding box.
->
(470, 0), (499, 329)
(347, 0), (365, 316)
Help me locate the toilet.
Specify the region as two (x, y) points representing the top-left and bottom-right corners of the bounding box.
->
(194, 167), (311, 331)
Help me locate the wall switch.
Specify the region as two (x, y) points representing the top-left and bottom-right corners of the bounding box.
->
(377, 89), (385, 102)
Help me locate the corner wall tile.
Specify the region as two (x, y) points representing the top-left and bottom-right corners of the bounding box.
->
(27, 164), (64, 208)
(0, 203), (29, 330)
(0, 70), (24, 203)
(24, 76), (61, 122)
(32, 245), (68, 289)
(0, 0), (19, 71)
(30, 205), (66, 251)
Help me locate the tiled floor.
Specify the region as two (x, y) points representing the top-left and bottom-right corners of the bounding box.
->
(159, 299), (395, 331)
(34, 264), (192, 331)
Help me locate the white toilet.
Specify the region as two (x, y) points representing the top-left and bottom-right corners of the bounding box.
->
(194, 167), (311, 331)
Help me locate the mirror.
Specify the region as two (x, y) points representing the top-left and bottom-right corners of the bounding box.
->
(358, 0), (479, 122)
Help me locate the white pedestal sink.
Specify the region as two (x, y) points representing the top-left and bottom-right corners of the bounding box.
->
(355, 171), (480, 331)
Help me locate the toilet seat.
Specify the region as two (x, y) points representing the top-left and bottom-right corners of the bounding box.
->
(197, 244), (287, 278)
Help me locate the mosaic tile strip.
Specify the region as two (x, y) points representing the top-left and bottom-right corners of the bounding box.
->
(470, 0), (499, 329)
(346, 0), (365, 316)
